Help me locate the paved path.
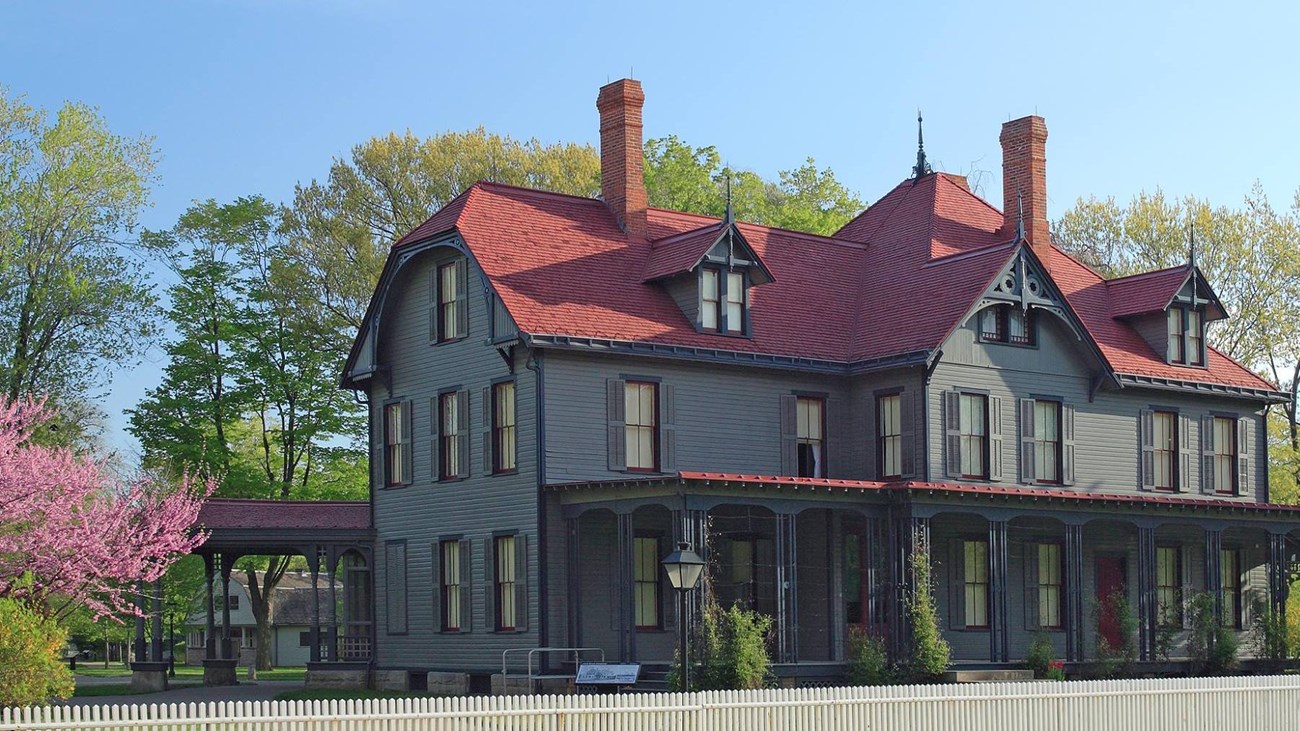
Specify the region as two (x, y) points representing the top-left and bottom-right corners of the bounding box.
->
(62, 680), (302, 707)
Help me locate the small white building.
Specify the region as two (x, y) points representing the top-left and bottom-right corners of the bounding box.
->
(186, 571), (333, 667)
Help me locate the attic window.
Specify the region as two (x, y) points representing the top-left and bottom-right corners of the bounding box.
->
(979, 305), (1034, 346)
(700, 267), (746, 335)
(1167, 306), (1204, 366)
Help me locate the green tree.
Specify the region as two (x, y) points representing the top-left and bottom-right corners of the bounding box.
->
(0, 87), (159, 434)
(906, 543), (951, 680)
(0, 598), (75, 705)
(1055, 186), (1300, 498)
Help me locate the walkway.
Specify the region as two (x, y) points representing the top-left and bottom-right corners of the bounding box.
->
(62, 681), (301, 707)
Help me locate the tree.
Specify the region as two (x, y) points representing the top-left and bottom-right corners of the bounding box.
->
(1055, 186), (1300, 498)
(0, 88), (159, 434)
(0, 396), (210, 621)
(0, 598), (75, 705)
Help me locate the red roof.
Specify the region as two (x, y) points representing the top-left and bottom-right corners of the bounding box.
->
(1106, 265), (1192, 318)
(196, 499), (371, 531)
(374, 172), (1276, 395)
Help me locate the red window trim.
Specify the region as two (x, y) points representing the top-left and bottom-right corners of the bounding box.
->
(625, 381), (660, 473)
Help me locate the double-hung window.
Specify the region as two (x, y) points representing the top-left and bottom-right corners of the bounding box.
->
(878, 393), (902, 478)
(724, 271), (744, 333)
(493, 381), (517, 473)
(1035, 543), (1062, 629)
(384, 402), (408, 486)
(625, 381), (658, 471)
(796, 397), (825, 478)
(963, 540), (989, 628)
(440, 540), (461, 632)
(1168, 307), (1205, 365)
(1033, 400), (1061, 483)
(1220, 549), (1241, 629)
(436, 261), (463, 342)
(495, 536), (517, 631)
(1155, 546), (1182, 627)
(700, 268), (746, 334)
(701, 269), (721, 331)
(959, 394), (988, 479)
(1152, 410), (1177, 491)
(439, 392), (461, 480)
(1212, 416), (1237, 495)
(633, 536), (662, 630)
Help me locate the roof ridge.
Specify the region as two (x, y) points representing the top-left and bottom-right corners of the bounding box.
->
(649, 221), (723, 247)
(922, 239), (1018, 267)
(1106, 263), (1192, 285)
(474, 179), (603, 206)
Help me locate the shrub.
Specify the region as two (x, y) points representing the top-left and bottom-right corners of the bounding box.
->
(906, 546), (951, 681)
(1091, 591), (1137, 679)
(1025, 632), (1054, 678)
(0, 598), (75, 706)
(1187, 592), (1238, 675)
(1250, 601), (1288, 663)
(670, 600), (773, 691)
(846, 628), (894, 685)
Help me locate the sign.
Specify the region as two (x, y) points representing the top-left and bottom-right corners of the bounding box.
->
(576, 663), (641, 685)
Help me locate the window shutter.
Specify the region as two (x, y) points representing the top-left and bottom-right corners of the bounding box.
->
(1178, 416), (1193, 492)
(1237, 418), (1251, 495)
(944, 391), (962, 478)
(401, 400), (413, 485)
(988, 396), (1004, 481)
(1139, 409), (1155, 490)
(1200, 416), (1216, 494)
(825, 397), (843, 478)
(455, 258), (469, 337)
(779, 394), (799, 476)
(431, 542), (442, 632)
(430, 397), (442, 480)
(1024, 544), (1040, 631)
(372, 404), (385, 488)
(481, 387), (493, 474)
(898, 391), (916, 478)
(429, 271), (438, 342)
(459, 538), (473, 632)
(514, 534), (529, 632)
(607, 379), (627, 471)
(483, 537), (495, 631)
(457, 390), (470, 479)
(1062, 405), (1077, 486)
(948, 540), (965, 630)
(1019, 398), (1037, 484)
(660, 384), (678, 473)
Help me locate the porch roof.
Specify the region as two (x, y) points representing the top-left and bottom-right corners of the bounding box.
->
(545, 471), (1300, 519)
(194, 498), (374, 555)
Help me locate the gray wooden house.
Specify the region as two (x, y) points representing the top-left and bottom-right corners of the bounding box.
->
(341, 79), (1295, 683)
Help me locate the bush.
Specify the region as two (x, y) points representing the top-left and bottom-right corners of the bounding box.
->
(846, 628), (894, 685)
(0, 598), (75, 706)
(1251, 601), (1288, 663)
(906, 546), (951, 681)
(1187, 592), (1238, 675)
(1025, 632), (1054, 678)
(670, 600), (773, 691)
(1091, 591), (1137, 679)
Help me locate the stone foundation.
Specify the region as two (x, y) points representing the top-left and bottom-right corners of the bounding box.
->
(491, 674), (536, 695)
(202, 658), (239, 687)
(306, 661), (370, 690)
(427, 671), (470, 696)
(371, 669), (409, 691)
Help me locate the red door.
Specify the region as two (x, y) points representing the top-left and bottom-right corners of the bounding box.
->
(1096, 556), (1127, 651)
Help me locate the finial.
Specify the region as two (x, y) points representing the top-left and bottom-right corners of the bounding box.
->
(723, 171), (734, 225)
(1016, 188), (1026, 242)
(912, 110), (932, 178)
(1188, 216), (1197, 270)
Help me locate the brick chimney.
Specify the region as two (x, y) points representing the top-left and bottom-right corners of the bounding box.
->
(999, 116), (1051, 266)
(597, 79), (648, 242)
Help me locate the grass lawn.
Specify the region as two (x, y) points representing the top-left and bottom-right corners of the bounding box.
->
(273, 689), (431, 702)
(75, 665), (306, 681)
(73, 683), (202, 698)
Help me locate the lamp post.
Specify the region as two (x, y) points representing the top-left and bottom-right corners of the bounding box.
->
(661, 541), (705, 691)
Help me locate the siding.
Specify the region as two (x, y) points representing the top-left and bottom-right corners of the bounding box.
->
(930, 311), (1268, 500)
(368, 243), (540, 672)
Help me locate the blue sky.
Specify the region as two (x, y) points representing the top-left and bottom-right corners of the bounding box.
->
(3, 0), (1297, 457)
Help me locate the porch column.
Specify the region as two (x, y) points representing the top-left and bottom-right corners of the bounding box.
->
(150, 578), (164, 662)
(1063, 524), (1085, 662)
(326, 551), (339, 662)
(775, 512), (799, 664)
(672, 507), (709, 652)
(203, 554), (216, 661)
(218, 554), (234, 660)
(1136, 525), (1157, 662)
(1269, 532), (1289, 618)
(829, 512), (846, 662)
(615, 512), (635, 661)
(134, 582), (147, 662)
(988, 520), (1009, 663)
(1205, 529), (1223, 623)
(566, 517), (582, 649)
(309, 546), (321, 664)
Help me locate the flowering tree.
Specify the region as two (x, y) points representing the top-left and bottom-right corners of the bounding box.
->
(0, 396), (211, 620)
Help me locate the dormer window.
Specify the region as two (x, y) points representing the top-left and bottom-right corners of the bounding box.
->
(980, 305), (1034, 346)
(1167, 306), (1205, 366)
(700, 267), (746, 334)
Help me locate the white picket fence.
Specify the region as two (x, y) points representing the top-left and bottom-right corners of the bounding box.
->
(6, 675), (1300, 731)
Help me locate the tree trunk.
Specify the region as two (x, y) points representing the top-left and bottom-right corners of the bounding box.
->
(245, 558), (286, 670)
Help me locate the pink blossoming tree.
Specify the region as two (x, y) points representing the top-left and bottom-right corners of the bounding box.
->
(0, 396), (212, 620)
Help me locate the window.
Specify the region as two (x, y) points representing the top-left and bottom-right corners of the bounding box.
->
(701, 269), (720, 331)
(1035, 543), (1062, 629)
(216, 593), (239, 612)
(493, 381), (517, 473)
(1033, 400), (1061, 484)
(495, 536), (517, 631)
(796, 397), (825, 478)
(1220, 549), (1241, 629)
(1212, 416), (1237, 495)
(439, 392), (460, 480)
(298, 631), (312, 647)
(440, 540), (461, 631)
(959, 393), (988, 479)
(384, 402), (408, 486)
(725, 271), (745, 333)
(1168, 307), (1205, 365)
(878, 394), (902, 478)
(633, 536), (662, 629)
(385, 541), (408, 635)
(624, 382), (658, 471)
(980, 305), (1033, 345)
(1155, 546), (1182, 627)
(1153, 410), (1177, 491)
(963, 540), (989, 628)
(437, 261), (463, 342)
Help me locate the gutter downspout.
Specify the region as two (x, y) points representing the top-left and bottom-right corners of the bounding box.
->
(525, 347), (549, 654)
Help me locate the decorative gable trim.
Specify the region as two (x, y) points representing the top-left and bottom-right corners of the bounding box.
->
(642, 221), (774, 285)
(1172, 268), (1228, 321)
(971, 246), (1080, 338)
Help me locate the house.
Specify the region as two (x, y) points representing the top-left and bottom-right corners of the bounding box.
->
(185, 571), (334, 667)
(339, 79), (1294, 685)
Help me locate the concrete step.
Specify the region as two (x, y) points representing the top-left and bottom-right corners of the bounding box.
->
(943, 669), (1035, 683)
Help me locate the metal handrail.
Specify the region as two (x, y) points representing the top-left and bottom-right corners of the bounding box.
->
(501, 646), (605, 683)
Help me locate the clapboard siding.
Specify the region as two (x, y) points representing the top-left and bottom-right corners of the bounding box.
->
(542, 352), (855, 482)
(368, 242), (540, 671)
(1131, 313), (1169, 361)
(931, 312), (1268, 500)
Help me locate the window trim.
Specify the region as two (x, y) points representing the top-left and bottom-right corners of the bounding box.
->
(979, 304), (1036, 347)
(962, 538), (991, 630)
(795, 395), (827, 479)
(435, 260), (465, 344)
(439, 539), (462, 632)
(1034, 542), (1064, 630)
(1155, 545), (1182, 628)
(1211, 415), (1239, 496)
(1220, 548), (1242, 630)
(959, 392), (990, 480)
(494, 534), (518, 632)
(437, 390), (461, 482)
(633, 534), (664, 631)
(1167, 305), (1207, 367)
(383, 400), (409, 488)
(876, 391), (903, 479)
(698, 265), (749, 336)
(624, 380), (660, 473)
(1151, 409), (1179, 493)
(492, 379), (518, 475)
(1032, 398), (1063, 485)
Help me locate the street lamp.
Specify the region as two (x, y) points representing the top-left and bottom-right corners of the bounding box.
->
(661, 541), (705, 691)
